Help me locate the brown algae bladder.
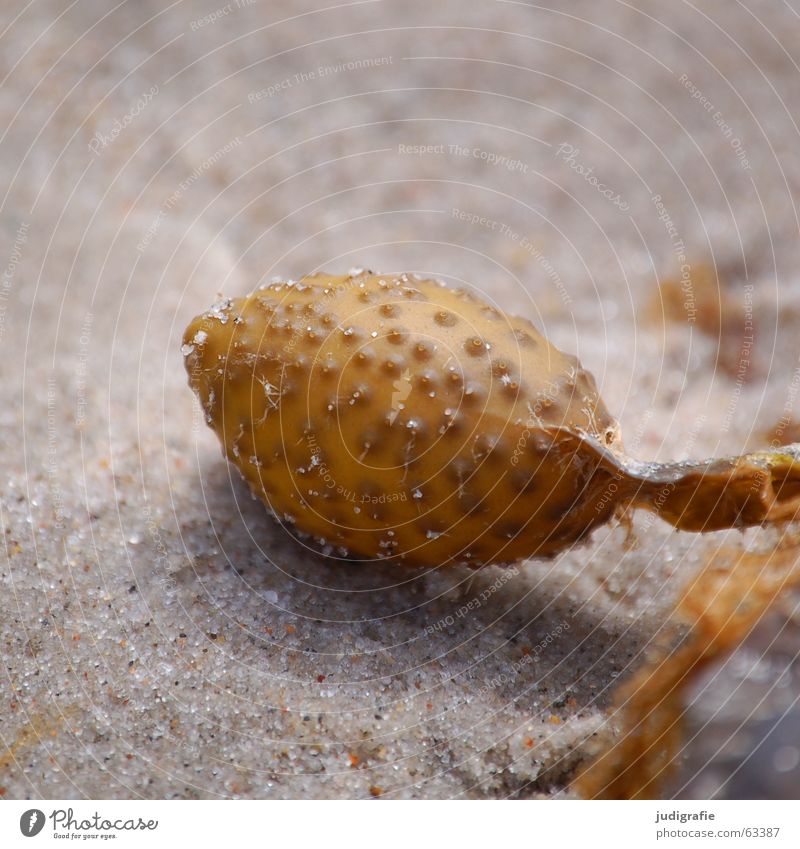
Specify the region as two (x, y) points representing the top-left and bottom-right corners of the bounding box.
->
(183, 270), (800, 568)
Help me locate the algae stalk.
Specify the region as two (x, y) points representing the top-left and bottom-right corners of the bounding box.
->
(617, 444), (800, 532)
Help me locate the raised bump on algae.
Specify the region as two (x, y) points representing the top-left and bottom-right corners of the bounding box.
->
(183, 271), (800, 568)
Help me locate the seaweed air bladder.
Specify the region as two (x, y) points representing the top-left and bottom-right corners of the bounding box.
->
(183, 270), (800, 568)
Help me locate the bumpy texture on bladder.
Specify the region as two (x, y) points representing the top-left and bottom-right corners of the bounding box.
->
(183, 270), (800, 567)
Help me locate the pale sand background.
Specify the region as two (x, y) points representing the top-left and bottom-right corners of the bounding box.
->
(2, 0), (800, 798)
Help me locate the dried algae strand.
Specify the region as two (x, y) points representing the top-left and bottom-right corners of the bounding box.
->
(182, 270), (800, 568)
(572, 541), (800, 800)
